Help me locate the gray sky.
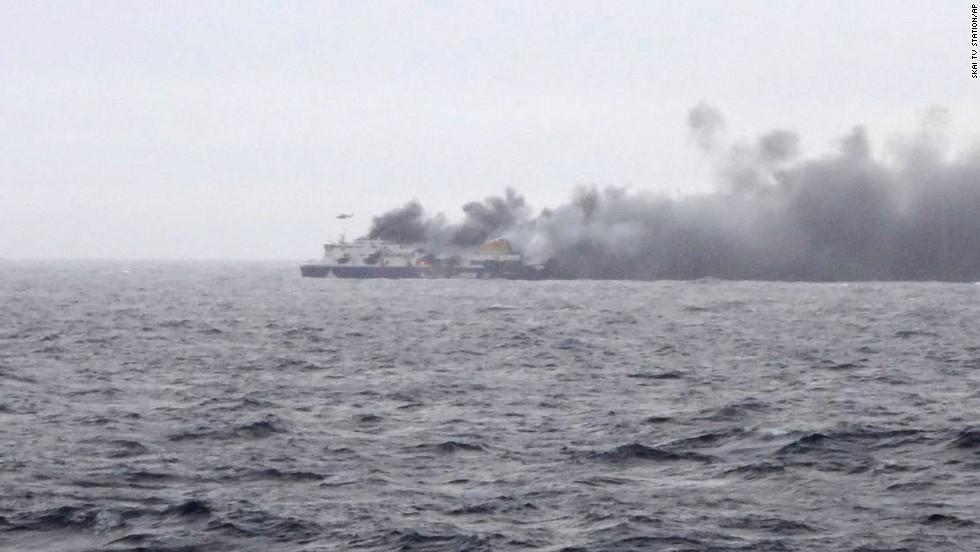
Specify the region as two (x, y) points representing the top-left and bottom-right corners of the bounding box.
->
(2, 0), (976, 259)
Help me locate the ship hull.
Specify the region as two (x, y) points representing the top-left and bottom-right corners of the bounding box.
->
(300, 264), (544, 279)
(300, 264), (424, 279)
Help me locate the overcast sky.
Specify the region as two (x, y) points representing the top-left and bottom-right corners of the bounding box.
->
(2, 1), (976, 259)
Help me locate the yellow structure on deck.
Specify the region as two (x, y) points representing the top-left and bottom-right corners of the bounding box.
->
(479, 238), (515, 255)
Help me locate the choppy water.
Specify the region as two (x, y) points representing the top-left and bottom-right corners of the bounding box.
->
(2, 260), (979, 551)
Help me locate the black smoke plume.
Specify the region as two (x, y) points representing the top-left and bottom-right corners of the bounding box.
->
(365, 200), (432, 243)
(366, 105), (980, 281)
(453, 188), (530, 246)
(366, 188), (530, 247)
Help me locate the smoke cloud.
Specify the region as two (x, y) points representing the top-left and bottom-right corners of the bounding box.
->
(453, 188), (530, 246)
(687, 102), (726, 153)
(366, 105), (980, 281)
(366, 187), (531, 248)
(365, 200), (432, 243)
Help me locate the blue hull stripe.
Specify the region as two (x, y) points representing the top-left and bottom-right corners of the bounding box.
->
(300, 265), (423, 279)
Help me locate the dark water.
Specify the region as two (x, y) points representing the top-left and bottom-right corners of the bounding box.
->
(2, 261), (979, 551)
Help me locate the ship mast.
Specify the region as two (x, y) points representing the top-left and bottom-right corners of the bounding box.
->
(337, 213), (353, 243)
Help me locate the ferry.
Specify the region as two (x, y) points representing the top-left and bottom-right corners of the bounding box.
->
(300, 237), (543, 279)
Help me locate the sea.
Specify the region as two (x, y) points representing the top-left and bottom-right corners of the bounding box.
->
(1, 260), (979, 552)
